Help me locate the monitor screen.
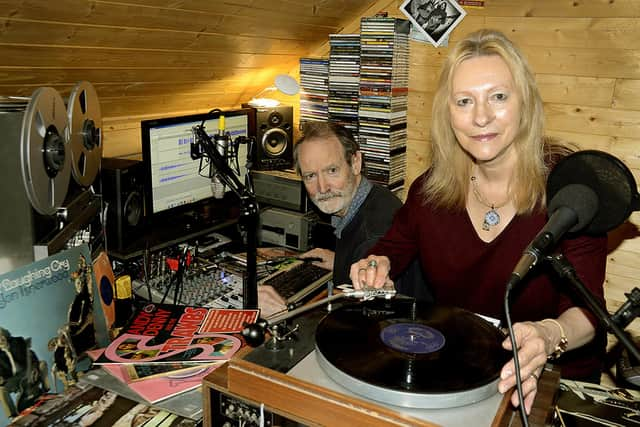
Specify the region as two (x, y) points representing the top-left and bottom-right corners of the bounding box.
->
(141, 108), (255, 217)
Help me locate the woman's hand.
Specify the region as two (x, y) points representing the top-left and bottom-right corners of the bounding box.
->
(499, 309), (595, 413)
(349, 255), (392, 289)
(499, 321), (549, 414)
(298, 248), (334, 271)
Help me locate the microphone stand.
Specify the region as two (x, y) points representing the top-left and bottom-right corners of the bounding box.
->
(160, 246), (188, 305)
(192, 125), (259, 309)
(545, 253), (640, 361)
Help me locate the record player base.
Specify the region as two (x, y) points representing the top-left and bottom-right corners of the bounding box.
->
(202, 359), (560, 427)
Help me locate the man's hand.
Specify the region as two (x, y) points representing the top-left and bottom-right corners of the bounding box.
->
(299, 248), (335, 271)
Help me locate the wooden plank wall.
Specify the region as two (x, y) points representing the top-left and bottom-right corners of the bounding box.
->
(1, 0), (639, 376)
(0, 0), (378, 156)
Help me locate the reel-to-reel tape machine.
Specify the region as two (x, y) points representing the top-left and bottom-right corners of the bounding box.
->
(0, 81), (103, 274)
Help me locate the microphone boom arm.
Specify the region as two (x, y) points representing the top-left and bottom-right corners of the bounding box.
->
(191, 124), (259, 309)
(545, 252), (640, 361)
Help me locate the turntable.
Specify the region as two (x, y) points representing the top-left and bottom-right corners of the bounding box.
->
(203, 296), (560, 426)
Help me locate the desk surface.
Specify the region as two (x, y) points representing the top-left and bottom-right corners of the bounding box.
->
(109, 206), (240, 260)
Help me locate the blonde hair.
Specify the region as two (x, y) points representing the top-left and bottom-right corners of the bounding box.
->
(423, 29), (570, 213)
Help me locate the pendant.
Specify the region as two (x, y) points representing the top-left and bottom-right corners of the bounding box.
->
(482, 209), (501, 231)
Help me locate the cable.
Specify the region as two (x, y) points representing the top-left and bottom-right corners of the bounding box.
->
(259, 403), (265, 427)
(143, 243), (151, 301)
(504, 285), (530, 427)
(201, 108), (223, 128)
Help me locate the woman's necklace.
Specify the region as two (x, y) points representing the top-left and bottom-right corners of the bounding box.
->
(470, 174), (509, 231)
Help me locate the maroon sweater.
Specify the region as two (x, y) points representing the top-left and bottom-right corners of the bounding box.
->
(370, 173), (608, 379)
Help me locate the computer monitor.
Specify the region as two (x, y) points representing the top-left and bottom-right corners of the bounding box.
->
(141, 108), (256, 222)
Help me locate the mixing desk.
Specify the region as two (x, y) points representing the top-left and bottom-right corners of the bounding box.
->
(132, 265), (244, 309)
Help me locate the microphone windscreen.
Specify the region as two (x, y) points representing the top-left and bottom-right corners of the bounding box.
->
(547, 150), (639, 234)
(547, 184), (598, 233)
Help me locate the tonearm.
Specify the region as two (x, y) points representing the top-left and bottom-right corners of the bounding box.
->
(241, 284), (397, 348)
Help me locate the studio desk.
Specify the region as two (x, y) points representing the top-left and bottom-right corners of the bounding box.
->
(201, 303), (561, 427)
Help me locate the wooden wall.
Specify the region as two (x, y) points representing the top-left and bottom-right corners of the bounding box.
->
(0, 0), (379, 156)
(2, 0), (639, 373)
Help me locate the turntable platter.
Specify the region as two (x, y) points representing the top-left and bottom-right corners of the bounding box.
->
(315, 299), (510, 408)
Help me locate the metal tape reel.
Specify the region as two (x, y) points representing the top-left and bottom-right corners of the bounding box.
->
(67, 81), (102, 187)
(20, 87), (71, 215)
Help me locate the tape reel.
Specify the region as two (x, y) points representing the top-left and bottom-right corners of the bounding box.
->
(20, 87), (71, 216)
(67, 81), (102, 187)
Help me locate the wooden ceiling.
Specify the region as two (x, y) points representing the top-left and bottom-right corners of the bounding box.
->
(0, 0), (383, 119)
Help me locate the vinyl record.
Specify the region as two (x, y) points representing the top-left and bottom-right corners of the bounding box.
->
(315, 298), (510, 408)
(92, 251), (116, 329)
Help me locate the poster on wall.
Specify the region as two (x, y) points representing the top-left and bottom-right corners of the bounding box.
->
(400, 0), (467, 47)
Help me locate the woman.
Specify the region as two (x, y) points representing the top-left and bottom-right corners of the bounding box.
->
(350, 29), (607, 414)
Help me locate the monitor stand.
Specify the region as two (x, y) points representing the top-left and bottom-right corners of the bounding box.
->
(109, 194), (241, 260)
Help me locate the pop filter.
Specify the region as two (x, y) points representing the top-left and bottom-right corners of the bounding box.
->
(547, 150), (640, 234)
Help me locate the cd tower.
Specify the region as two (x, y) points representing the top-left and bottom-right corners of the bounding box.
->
(299, 58), (329, 125)
(327, 33), (361, 140)
(299, 17), (410, 196)
(358, 17), (410, 196)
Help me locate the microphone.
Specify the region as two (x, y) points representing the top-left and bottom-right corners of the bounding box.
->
(211, 115), (229, 199)
(509, 149), (640, 286)
(510, 184), (598, 282)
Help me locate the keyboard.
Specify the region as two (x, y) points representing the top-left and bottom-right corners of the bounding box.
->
(259, 261), (332, 305)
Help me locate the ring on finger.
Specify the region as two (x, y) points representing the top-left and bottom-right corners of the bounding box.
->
(530, 372), (539, 381)
(367, 259), (378, 268)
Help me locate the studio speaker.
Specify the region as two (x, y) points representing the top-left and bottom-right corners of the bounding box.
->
(101, 157), (145, 252)
(253, 105), (294, 170)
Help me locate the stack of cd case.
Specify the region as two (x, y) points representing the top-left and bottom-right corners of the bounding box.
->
(299, 58), (329, 125)
(358, 17), (410, 196)
(328, 33), (361, 140)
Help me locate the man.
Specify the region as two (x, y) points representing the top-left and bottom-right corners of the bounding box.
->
(294, 122), (427, 299)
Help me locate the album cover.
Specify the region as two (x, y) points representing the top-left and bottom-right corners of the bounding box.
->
(93, 303), (256, 364)
(9, 383), (198, 426)
(124, 362), (218, 382)
(0, 245), (107, 427)
(554, 379), (640, 426)
(105, 362), (220, 404)
(400, 0), (467, 47)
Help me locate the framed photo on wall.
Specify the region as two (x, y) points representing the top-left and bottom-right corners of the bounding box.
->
(400, 0), (467, 47)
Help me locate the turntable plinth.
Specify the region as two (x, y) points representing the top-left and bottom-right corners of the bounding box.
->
(203, 358), (559, 427)
(206, 358), (439, 426)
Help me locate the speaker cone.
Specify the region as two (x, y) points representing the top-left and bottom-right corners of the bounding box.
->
(261, 128), (288, 157)
(123, 191), (142, 227)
